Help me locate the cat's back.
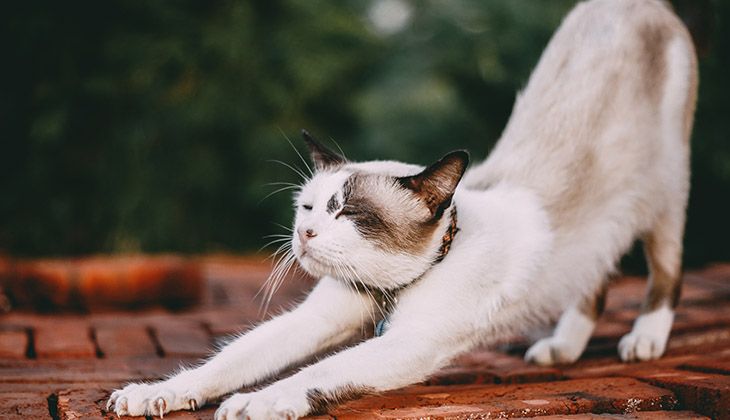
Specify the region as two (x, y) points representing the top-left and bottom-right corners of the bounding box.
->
(464, 0), (697, 231)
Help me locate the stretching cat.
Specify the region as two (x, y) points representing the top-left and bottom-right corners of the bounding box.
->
(107, 0), (697, 418)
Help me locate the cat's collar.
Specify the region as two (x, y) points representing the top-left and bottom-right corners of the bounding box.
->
(371, 205), (459, 336)
(433, 205), (460, 264)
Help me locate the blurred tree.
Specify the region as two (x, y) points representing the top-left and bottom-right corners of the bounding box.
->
(0, 0), (727, 268)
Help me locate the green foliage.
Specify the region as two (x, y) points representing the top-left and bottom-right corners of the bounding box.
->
(0, 0), (727, 267)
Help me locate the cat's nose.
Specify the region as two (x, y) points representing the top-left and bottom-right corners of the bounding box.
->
(297, 227), (317, 244)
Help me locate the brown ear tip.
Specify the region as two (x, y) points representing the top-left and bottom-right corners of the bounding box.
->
(301, 129), (313, 141)
(445, 150), (470, 167)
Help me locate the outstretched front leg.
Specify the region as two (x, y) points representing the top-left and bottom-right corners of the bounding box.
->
(214, 277), (482, 420)
(107, 277), (373, 417)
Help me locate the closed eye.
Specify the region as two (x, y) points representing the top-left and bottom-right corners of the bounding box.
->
(302, 204), (313, 211)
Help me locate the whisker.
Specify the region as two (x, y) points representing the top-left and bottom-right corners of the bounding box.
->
(279, 127), (314, 178)
(328, 137), (348, 160)
(257, 237), (291, 254)
(258, 185), (301, 205)
(264, 181), (302, 188)
(272, 222), (294, 232)
(267, 159), (310, 182)
(258, 251), (296, 316)
(263, 233), (292, 239)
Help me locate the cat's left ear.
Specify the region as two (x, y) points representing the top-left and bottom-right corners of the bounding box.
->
(398, 150), (469, 218)
(301, 129), (347, 171)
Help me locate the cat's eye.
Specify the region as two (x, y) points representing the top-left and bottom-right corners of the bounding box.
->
(302, 204), (313, 211)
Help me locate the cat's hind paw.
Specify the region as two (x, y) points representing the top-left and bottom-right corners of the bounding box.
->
(524, 337), (584, 366)
(618, 331), (667, 362)
(619, 306), (673, 362)
(107, 381), (204, 417)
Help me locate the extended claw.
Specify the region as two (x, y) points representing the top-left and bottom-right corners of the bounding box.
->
(189, 399), (198, 411)
(157, 398), (166, 418)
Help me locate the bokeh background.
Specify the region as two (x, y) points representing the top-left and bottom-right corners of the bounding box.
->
(1, 0), (727, 268)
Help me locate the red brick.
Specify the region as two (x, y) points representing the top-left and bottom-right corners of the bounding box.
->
(94, 326), (158, 358)
(591, 320), (631, 340)
(429, 350), (562, 385)
(680, 352), (730, 375)
(197, 309), (256, 337)
(0, 390), (53, 418)
(623, 368), (730, 420)
(57, 389), (107, 419)
(604, 277), (646, 311)
(35, 321), (96, 358)
(673, 305), (730, 331)
(0, 329), (28, 358)
(329, 378), (676, 419)
(666, 327), (730, 354)
(153, 321), (211, 357)
(521, 411), (709, 419)
(0, 358), (197, 384)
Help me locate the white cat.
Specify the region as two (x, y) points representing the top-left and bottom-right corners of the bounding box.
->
(107, 0), (698, 418)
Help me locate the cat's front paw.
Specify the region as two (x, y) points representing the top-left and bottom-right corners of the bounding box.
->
(107, 380), (204, 417)
(215, 389), (309, 420)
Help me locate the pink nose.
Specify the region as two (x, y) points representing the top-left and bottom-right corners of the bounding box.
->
(298, 227), (317, 244)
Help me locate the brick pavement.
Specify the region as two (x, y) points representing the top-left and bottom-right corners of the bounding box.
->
(1, 256), (729, 419)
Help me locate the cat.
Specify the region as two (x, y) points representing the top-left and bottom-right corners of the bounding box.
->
(107, 0), (698, 418)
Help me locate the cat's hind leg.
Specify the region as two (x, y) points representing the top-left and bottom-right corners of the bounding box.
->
(525, 283), (606, 366)
(619, 211), (684, 362)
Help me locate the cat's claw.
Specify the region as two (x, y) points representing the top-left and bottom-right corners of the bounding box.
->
(107, 381), (206, 417)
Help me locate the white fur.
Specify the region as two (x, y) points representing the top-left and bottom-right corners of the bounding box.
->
(107, 1), (697, 418)
(619, 304), (675, 362)
(525, 306), (597, 366)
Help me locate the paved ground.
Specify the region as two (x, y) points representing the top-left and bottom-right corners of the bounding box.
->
(1, 256), (730, 419)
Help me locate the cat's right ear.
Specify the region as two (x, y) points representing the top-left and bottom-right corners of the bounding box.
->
(301, 129), (347, 171)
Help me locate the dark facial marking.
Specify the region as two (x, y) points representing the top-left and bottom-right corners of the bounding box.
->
(326, 194), (340, 214)
(340, 174), (442, 254)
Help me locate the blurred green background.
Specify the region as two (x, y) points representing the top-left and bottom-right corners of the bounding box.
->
(0, 0), (727, 267)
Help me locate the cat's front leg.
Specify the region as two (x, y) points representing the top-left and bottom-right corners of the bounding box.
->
(107, 277), (373, 417)
(215, 291), (478, 419)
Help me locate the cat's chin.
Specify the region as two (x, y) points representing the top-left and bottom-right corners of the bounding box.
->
(295, 253), (332, 279)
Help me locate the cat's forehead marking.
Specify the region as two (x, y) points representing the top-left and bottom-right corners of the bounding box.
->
(326, 194), (340, 214)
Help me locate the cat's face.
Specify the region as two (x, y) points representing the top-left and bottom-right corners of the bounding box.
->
(289, 131), (468, 290)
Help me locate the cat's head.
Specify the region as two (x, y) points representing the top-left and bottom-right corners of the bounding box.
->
(290, 130), (468, 290)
